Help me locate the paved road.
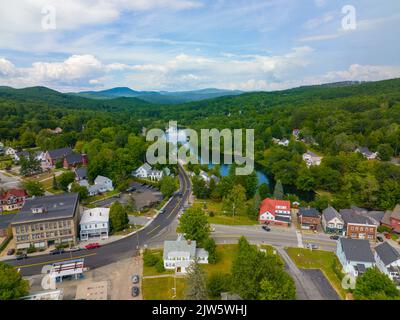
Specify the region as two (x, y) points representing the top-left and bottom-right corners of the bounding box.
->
(8, 164), (191, 276)
(0, 170), (21, 189)
(211, 224), (337, 251)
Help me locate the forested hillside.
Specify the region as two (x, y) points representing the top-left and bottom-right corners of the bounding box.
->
(1, 78), (400, 210)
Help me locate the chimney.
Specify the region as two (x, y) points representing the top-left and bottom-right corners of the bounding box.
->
(187, 240), (192, 245)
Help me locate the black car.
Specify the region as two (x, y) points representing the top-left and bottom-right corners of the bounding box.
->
(50, 248), (65, 255)
(262, 226), (271, 232)
(330, 235), (340, 240)
(159, 209), (165, 214)
(131, 286), (140, 297)
(16, 254), (27, 260)
(377, 236), (384, 242)
(7, 249), (15, 256)
(132, 275), (140, 284)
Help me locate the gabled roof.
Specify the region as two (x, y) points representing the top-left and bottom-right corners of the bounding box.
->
(0, 188), (28, 200)
(340, 209), (375, 226)
(357, 147), (376, 157)
(47, 147), (73, 160)
(299, 207), (320, 217)
(94, 175), (112, 185)
(259, 198), (291, 216)
(322, 206), (343, 222)
(163, 235), (197, 260)
(304, 150), (321, 158)
(137, 163), (152, 173)
(375, 242), (400, 266)
(391, 204), (400, 221)
(75, 167), (87, 180)
(339, 238), (375, 263)
(64, 153), (83, 165)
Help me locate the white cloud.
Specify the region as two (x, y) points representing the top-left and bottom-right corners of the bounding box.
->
(324, 64), (400, 82)
(0, 0), (203, 33)
(0, 58), (18, 76)
(304, 12), (335, 29)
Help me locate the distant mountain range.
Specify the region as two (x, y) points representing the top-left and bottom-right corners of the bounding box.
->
(70, 87), (243, 104)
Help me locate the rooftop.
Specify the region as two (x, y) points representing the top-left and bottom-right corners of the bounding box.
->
(340, 209), (375, 226)
(339, 238), (375, 263)
(322, 206), (343, 222)
(375, 242), (400, 266)
(163, 235), (197, 261)
(12, 193), (79, 224)
(80, 208), (109, 225)
(299, 207), (320, 217)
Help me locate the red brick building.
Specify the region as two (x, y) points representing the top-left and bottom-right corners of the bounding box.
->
(382, 205), (400, 233)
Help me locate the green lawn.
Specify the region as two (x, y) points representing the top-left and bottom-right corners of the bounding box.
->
(193, 199), (259, 226)
(142, 277), (186, 300)
(286, 247), (347, 299)
(202, 245), (238, 275)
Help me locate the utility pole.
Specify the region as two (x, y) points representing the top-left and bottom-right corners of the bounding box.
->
(232, 202), (235, 223)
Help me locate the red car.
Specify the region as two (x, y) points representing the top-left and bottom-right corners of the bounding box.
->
(85, 243), (101, 250)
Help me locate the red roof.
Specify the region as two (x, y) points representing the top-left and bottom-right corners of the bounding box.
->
(0, 188), (28, 200)
(259, 198), (291, 217)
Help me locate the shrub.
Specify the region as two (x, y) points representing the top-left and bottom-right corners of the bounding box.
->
(143, 250), (160, 267)
(155, 259), (165, 273)
(209, 211), (215, 217)
(207, 273), (232, 298)
(378, 225), (392, 233)
(27, 245), (37, 254)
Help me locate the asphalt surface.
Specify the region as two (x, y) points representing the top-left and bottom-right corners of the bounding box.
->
(8, 165), (191, 276)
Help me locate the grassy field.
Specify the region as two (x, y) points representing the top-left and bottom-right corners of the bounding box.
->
(286, 247), (347, 299)
(142, 277), (186, 300)
(193, 199), (258, 226)
(142, 244), (278, 300)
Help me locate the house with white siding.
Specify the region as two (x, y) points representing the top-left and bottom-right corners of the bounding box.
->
(374, 242), (400, 284)
(79, 208), (109, 241)
(336, 238), (375, 278)
(322, 206), (344, 234)
(163, 235), (208, 274)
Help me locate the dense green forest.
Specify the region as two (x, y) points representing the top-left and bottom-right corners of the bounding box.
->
(1, 78), (400, 210)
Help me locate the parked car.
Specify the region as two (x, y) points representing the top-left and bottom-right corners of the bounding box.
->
(7, 249), (15, 256)
(132, 275), (140, 284)
(329, 235), (340, 240)
(69, 247), (81, 252)
(305, 243), (319, 250)
(126, 186), (136, 192)
(159, 209), (165, 214)
(16, 253), (27, 260)
(377, 236), (384, 243)
(85, 243), (101, 250)
(262, 226), (271, 232)
(131, 286), (140, 297)
(49, 248), (65, 255)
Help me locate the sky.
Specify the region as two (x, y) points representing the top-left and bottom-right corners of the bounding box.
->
(0, 0), (399, 92)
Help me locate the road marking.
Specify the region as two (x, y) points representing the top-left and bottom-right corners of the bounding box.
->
(303, 240), (336, 247)
(15, 253), (98, 269)
(166, 167), (188, 219)
(147, 225), (160, 235)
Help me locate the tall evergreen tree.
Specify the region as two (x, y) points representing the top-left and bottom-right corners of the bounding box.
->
(273, 180), (284, 200)
(185, 260), (208, 300)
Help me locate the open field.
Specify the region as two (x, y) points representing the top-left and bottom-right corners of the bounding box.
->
(193, 199), (258, 226)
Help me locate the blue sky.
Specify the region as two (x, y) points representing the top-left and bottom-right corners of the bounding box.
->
(0, 0), (399, 92)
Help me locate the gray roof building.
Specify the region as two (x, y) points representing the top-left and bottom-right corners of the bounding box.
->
(48, 147), (73, 161)
(0, 214), (17, 230)
(375, 242), (400, 266)
(339, 238), (375, 263)
(299, 207), (320, 217)
(323, 206), (343, 222)
(75, 167), (87, 180)
(11, 193), (79, 224)
(340, 209), (375, 226)
(64, 153), (83, 165)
